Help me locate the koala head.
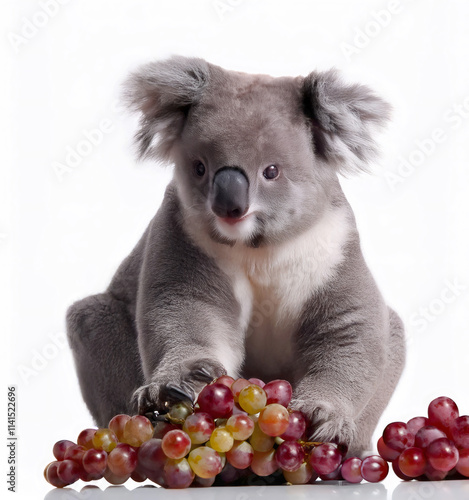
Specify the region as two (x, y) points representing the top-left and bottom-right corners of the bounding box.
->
(124, 56), (390, 248)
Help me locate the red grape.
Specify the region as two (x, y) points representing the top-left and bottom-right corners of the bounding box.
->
(164, 458), (195, 488)
(153, 421), (180, 439)
(131, 468), (147, 482)
(63, 444), (86, 464)
(341, 457), (363, 483)
(162, 429), (192, 459)
(414, 425), (446, 449)
(398, 447), (427, 477)
(83, 448), (107, 476)
(109, 414), (131, 442)
(45, 462), (67, 488)
(107, 443), (138, 476)
(52, 440), (75, 461)
(263, 379), (292, 407)
(308, 443), (342, 475)
(104, 467), (130, 484)
(450, 416), (469, 449)
(251, 449), (278, 476)
(407, 416), (429, 436)
(258, 404), (290, 436)
(183, 412), (215, 444)
(275, 440), (305, 472)
(137, 438), (167, 471)
(428, 396), (459, 433)
(122, 415), (153, 447)
(280, 411), (306, 441)
(197, 383), (234, 418)
(57, 459), (82, 485)
(77, 429), (97, 450)
(231, 378), (251, 401)
(226, 440), (254, 469)
(425, 464), (447, 481)
(391, 458), (413, 481)
(377, 436), (400, 461)
(216, 375), (235, 388)
(455, 448), (469, 477)
(426, 437), (459, 472)
(383, 422), (414, 451)
(320, 464), (342, 481)
(361, 455), (389, 482)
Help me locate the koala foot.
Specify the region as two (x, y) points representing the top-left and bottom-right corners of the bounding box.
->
(133, 358), (226, 415)
(291, 398), (357, 447)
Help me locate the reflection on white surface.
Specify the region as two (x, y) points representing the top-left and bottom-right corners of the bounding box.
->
(44, 479), (469, 500)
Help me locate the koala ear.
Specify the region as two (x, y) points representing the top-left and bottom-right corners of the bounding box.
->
(302, 69), (391, 174)
(123, 55), (210, 162)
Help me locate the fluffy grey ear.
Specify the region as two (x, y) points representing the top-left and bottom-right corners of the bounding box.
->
(123, 55), (210, 162)
(302, 69), (391, 174)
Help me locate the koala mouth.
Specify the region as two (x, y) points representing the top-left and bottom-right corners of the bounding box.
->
(219, 213), (252, 226)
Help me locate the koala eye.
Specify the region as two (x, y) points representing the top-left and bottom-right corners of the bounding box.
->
(263, 165), (279, 180)
(194, 161), (206, 177)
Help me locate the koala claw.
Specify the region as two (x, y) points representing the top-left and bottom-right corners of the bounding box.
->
(132, 382), (163, 415)
(164, 383), (195, 404)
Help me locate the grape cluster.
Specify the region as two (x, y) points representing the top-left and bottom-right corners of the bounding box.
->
(378, 396), (469, 480)
(44, 376), (390, 488)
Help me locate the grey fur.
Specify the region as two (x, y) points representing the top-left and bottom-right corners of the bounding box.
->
(67, 56), (405, 455)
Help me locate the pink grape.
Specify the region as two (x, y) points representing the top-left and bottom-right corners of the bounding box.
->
(137, 438), (167, 485)
(283, 462), (316, 484)
(455, 448), (469, 477)
(52, 440), (75, 461)
(183, 412), (215, 444)
(83, 448), (107, 476)
(226, 414), (254, 440)
(308, 443), (342, 475)
(320, 465), (342, 481)
(398, 447), (427, 477)
(57, 459), (82, 485)
(104, 468), (130, 484)
(275, 440), (305, 472)
(63, 444), (86, 464)
(249, 423), (275, 452)
(426, 437), (459, 472)
(251, 449), (278, 476)
(414, 425), (446, 449)
(109, 414), (131, 442)
(428, 396), (459, 433)
(383, 422), (414, 451)
(77, 429), (97, 450)
(107, 443), (138, 476)
(45, 462), (67, 488)
(232, 403), (248, 416)
(197, 383), (234, 418)
(122, 415), (153, 447)
(248, 378), (265, 388)
(361, 455), (389, 482)
(263, 379), (292, 407)
(280, 411), (306, 441)
(188, 446), (223, 478)
(407, 416), (429, 436)
(258, 404), (290, 437)
(164, 458), (195, 488)
(231, 378), (251, 401)
(162, 430), (192, 459)
(377, 436), (400, 461)
(392, 458), (413, 481)
(425, 464), (447, 480)
(341, 457), (363, 483)
(450, 416), (469, 449)
(226, 440), (254, 469)
(216, 375), (235, 388)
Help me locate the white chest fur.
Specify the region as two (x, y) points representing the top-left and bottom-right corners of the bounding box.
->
(185, 207), (352, 377)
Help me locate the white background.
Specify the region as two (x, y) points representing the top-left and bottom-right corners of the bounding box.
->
(2, 0), (469, 498)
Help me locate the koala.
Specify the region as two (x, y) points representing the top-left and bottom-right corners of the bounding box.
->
(66, 56), (405, 456)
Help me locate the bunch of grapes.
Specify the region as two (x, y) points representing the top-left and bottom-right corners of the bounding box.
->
(44, 376), (390, 488)
(378, 396), (469, 481)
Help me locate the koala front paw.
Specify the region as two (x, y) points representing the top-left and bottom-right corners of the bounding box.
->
(132, 358), (226, 415)
(291, 398), (357, 447)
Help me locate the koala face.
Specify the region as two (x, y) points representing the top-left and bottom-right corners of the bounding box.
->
(124, 56), (390, 247)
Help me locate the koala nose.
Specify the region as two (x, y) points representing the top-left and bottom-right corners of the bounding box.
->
(211, 167), (249, 219)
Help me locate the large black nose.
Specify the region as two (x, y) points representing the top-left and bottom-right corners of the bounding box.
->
(211, 167), (249, 219)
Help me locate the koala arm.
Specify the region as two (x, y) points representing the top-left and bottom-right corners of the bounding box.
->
(133, 183), (244, 413)
(291, 238), (390, 445)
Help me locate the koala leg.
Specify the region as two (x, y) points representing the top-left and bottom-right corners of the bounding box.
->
(350, 308), (406, 456)
(66, 292), (143, 427)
